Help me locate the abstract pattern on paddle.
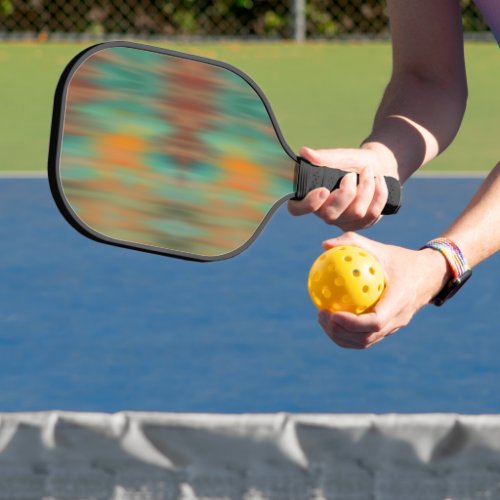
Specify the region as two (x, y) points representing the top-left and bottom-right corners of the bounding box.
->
(59, 46), (294, 257)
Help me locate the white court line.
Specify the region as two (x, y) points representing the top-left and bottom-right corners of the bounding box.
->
(0, 171), (47, 178)
(0, 170), (489, 179)
(414, 170), (487, 178)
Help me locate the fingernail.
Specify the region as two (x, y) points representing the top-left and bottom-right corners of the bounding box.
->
(319, 189), (330, 200)
(300, 146), (313, 157)
(340, 173), (354, 186)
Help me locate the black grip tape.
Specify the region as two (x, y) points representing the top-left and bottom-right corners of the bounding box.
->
(293, 157), (402, 215)
(382, 175), (402, 215)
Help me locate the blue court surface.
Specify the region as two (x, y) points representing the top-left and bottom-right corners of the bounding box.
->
(0, 176), (498, 413)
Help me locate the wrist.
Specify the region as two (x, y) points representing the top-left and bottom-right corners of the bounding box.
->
(361, 141), (399, 179)
(417, 248), (453, 304)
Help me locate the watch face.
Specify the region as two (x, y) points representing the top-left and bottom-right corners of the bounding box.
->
(432, 269), (472, 306)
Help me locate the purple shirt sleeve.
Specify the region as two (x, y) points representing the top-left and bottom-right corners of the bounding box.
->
(473, 0), (500, 45)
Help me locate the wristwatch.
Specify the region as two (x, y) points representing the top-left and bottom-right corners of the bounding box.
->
(421, 238), (472, 306)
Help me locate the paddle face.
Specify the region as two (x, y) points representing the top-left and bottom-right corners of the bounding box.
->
(49, 41), (297, 261)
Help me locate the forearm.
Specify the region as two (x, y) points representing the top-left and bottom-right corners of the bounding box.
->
(362, 73), (467, 182)
(441, 162), (500, 267)
(419, 162), (500, 303)
(361, 0), (467, 183)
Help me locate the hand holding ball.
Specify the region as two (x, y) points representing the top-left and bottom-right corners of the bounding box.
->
(308, 245), (385, 314)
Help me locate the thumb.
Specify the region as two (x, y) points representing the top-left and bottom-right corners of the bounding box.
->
(299, 147), (365, 170)
(322, 231), (369, 250)
(299, 146), (325, 166)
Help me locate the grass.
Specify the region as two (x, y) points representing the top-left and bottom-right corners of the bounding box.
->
(0, 40), (497, 172)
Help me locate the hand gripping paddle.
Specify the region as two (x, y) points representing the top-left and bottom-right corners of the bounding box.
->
(48, 41), (401, 261)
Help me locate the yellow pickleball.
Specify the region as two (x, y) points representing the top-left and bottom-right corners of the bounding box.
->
(308, 245), (385, 314)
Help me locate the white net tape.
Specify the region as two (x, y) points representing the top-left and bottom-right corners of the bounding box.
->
(0, 412), (500, 499)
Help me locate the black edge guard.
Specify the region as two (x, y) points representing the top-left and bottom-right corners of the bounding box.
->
(292, 157), (402, 215)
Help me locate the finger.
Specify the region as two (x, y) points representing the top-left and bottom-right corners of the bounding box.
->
(331, 325), (371, 348)
(288, 187), (330, 216)
(361, 328), (399, 348)
(330, 316), (390, 349)
(318, 310), (333, 330)
(315, 172), (357, 224)
(363, 174), (389, 224)
(328, 326), (380, 349)
(342, 164), (376, 220)
(332, 294), (402, 339)
(330, 311), (385, 335)
(330, 168), (386, 232)
(385, 328), (400, 337)
(322, 325), (365, 349)
(323, 172), (390, 231)
(319, 309), (391, 349)
(319, 311), (372, 349)
(364, 335), (386, 348)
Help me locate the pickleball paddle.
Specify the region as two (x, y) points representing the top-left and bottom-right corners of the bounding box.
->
(48, 41), (401, 261)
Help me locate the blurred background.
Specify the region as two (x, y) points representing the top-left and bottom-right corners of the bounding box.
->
(0, 1), (498, 415)
(0, 1), (497, 176)
(0, 5), (499, 499)
(0, 0), (492, 40)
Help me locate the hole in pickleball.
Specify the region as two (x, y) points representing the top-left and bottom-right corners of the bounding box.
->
(356, 306), (366, 314)
(313, 294), (322, 307)
(344, 256), (352, 262)
(369, 267), (376, 275)
(342, 295), (351, 304)
(378, 284), (382, 291)
(359, 251), (367, 257)
(334, 277), (344, 286)
(313, 271), (321, 282)
(362, 285), (369, 293)
(322, 286), (332, 298)
(352, 269), (360, 277)
(333, 303), (342, 311)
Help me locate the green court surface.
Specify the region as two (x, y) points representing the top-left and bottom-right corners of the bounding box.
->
(0, 40), (497, 172)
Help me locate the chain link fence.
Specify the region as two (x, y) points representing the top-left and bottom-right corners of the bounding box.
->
(0, 0), (491, 40)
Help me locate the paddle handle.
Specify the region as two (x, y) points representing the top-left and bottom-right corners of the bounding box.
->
(293, 157), (402, 215)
